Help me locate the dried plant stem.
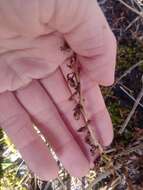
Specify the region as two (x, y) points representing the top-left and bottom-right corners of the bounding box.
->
(43, 182), (51, 190)
(125, 16), (140, 31)
(116, 60), (143, 83)
(58, 176), (67, 190)
(87, 165), (122, 190)
(116, 0), (143, 18)
(106, 60), (143, 99)
(119, 85), (143, 108)
(108, 177), (121, 190)
(80, 97), (103, 154)
(115, 143), (143, 158)
(133, 0), (143, 11)
(99, 0), (108, 5)
(16, 172), (29, 188)
(74, 60), (103, 153)
(119, 77), (143, 134)
(63, 53), (103, 155)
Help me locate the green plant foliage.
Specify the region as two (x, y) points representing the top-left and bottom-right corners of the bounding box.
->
(0, 130), (29, 190)
(0, 129), (4, 181)
(117, 41), (143, 72)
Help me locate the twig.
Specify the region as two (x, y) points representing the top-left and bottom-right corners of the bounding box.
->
(33, 175), (37, 190)
(99, 0), (108, 5)
(87, 165), (122, 190)
(58, 176), (67, 190)
(105, 60), (143, 99)
(119, 85), (143, 108)
(125, 16), (140, 31)
(133, 0), (143, 11)
(109, 177), (122, 190)
(74, 56), (103, 153)
(117, 60), (143, 83)
(116, 0), (143, 18)
(80, 94), (103, 154)
(60, 52), (103, 157)
(119, 75), (143, 134)
(43, 182), (52, 190)
(114, 143), (143, 158)
(15, 160), (24, 176)
(16, 172), (29, 189)
(104, 148), (116, 154)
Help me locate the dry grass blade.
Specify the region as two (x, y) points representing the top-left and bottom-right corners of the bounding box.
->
(43, 182), (52, 190)
(116, 60), (143, 83)
(106, 60), (143, 99)
(108, 177), (122, 190)
(114, 143), (143, 158)
(87, 165), (122, 190)
(119, 85), (143, 108)
(116, 0), (143, 18)
(58, 176), (67, 190)
(125, 16), (140, 31)
(119, 75), (143, 134)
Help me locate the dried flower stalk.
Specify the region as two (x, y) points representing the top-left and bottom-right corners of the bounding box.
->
(65, 51), (103, 157)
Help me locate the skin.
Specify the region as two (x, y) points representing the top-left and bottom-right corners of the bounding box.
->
(0, 0), (117, 180)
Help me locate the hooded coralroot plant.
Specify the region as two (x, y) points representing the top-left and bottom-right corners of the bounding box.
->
(61, 43), (104, 164)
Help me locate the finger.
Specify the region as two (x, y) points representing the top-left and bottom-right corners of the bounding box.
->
(0, 91), (58, 180)
(80, 77), (114, 146)
(15, 80), (90, 177)
(78, 28), (117, 86)
(41, 68), (100, 165)
(61, 63), (113, 147)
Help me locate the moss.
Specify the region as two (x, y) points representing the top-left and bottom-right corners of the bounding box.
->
(119, 127), (134, 146)
(108, 102), (122, 125)
(107, 101), (130, 126)
(139, 62), (143, 72)
(117, 41), (143, 74)
(105, 40), (143, 130)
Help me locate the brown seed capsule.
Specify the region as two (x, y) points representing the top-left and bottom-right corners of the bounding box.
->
(69, 91), (78, 101)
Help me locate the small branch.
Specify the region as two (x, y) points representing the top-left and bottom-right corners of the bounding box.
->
(61, 51), (103, 158)
(15, 160), (24, 176)
(58, 176), (67, 190)
(117, 60), (143, 83)
(87, 165), (122, 190)
(116, 0), (143, 18)
(133, 0), (143, 11)
(125, 16), (140, 31)
(99, 0), (108, 5)
(106, 60), (143, 99)
(119, 85), (143, 109)
(109, 177), (122, 190)
(115, 143), (143, 158)
(43, 182), (52, 190)
(119, 76), (143, 134)
(73, 55), (103, 153)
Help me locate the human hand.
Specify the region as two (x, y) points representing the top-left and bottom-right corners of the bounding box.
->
(0, 0), (117, 180)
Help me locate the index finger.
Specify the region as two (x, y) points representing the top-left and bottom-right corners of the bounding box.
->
(0, 91), (58, 180)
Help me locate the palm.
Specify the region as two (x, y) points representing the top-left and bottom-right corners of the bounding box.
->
(0, 0), (116, 180)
